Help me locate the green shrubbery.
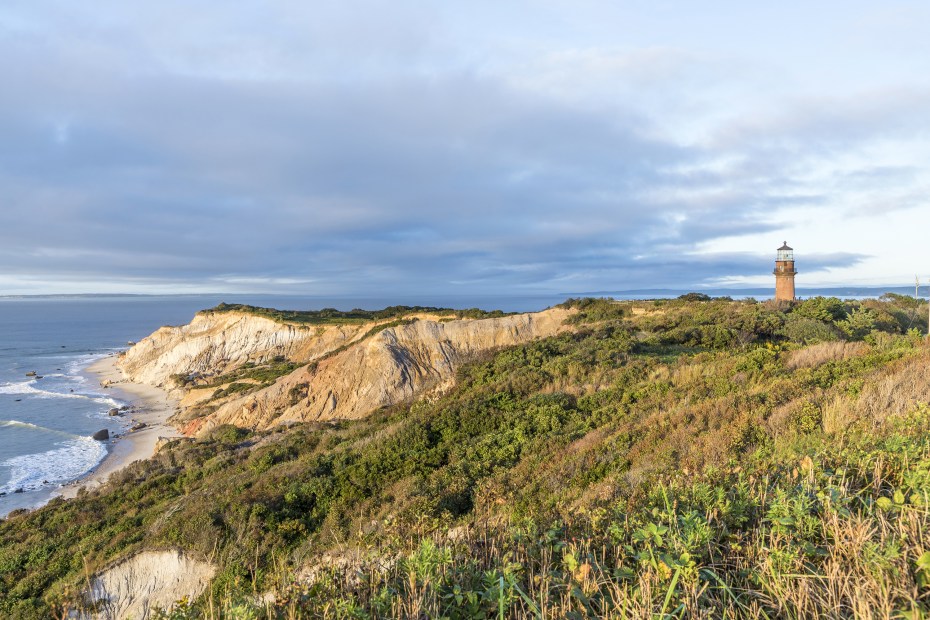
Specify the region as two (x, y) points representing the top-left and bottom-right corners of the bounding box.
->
(209, 303), (513, 325)
(1, 296), (929, 618)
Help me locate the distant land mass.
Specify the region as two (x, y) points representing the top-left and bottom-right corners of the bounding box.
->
(1, 284), (924, 304)
(578, 285), (922, 299)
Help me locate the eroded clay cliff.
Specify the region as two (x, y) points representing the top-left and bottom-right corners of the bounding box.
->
(118, 307), (573, 435)
(82, 550), (215, 620)
(118, 310), (373, 387)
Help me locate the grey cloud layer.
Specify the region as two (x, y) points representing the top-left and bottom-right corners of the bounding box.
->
(1, 2), (918, 295)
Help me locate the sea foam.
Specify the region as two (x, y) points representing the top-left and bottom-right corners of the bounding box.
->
(0, 437), (107, 494)
(0, 419), (81, 436)
(0, 380), (122, 409)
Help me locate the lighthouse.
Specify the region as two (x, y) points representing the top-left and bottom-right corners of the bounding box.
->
(774, 242), (797, 302)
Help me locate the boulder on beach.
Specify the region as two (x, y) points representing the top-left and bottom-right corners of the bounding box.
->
(130, 422), (148, 432)
(108, 408), (121, 416)
(92, 429), (110, 441)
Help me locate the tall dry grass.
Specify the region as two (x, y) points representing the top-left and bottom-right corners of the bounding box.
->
(855, 350), (930, 425)
(785, 342), (867, 370)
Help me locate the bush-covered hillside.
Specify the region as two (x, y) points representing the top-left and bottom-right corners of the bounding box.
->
(1, 296), (929, 618)
(208, 303), (511, 325)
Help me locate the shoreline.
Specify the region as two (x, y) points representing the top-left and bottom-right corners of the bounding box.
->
(54, 354), (182, 500)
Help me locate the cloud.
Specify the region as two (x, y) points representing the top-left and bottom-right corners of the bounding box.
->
(711, 87), (930, 152)
(0, 2), (928, 296)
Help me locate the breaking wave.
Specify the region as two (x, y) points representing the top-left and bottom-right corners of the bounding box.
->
(0, 437), (107, 495)
(0, 419), (76, 436)
(0, 380), (122, 409)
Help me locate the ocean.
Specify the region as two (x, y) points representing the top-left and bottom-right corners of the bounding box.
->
(0, 296), (226, 516)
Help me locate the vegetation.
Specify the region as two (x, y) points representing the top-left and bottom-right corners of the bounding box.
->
(201, 358), (303, 389)
(1, 296), (929, 618)
(208, 303), (512, 326)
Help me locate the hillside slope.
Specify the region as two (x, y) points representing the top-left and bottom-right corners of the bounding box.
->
(2, 296), (930, 619)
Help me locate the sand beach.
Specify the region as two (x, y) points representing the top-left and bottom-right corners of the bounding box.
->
(54, 355), (182, 500)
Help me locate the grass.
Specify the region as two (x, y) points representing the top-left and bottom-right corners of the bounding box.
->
(1, 295), (929, 618)
(194, 404), (930, 619)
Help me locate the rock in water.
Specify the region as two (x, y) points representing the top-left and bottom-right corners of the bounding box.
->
(92, 429), (110, 441)
(108, 408), (121, 416)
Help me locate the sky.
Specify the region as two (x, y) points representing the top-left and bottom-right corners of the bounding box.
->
(1, 1), (929, 298)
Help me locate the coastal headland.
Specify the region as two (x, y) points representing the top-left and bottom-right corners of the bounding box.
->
(57, 303), (571, 500)
(3, 296), (930, 619)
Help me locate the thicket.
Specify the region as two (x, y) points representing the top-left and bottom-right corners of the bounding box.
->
(209, 303), (512, 325)
(1, 296), (929, 618)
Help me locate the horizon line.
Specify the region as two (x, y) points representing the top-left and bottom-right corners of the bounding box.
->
(0, 283), (923, 301)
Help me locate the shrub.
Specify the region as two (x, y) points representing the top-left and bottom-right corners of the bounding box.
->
(779, 314), (840, 344)
(793, 296), (847, 322)
(837, 306), (878, 340)
(3, 295), (927, 618)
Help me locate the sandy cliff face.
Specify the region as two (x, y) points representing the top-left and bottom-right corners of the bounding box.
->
(118, 310), (369, 387)
(197, 309), (573, 434)
(83, 550), (215, 620)
(119, 307), (573, 435)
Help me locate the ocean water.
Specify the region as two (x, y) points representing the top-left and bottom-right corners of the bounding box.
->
(0, 296), (228, 516)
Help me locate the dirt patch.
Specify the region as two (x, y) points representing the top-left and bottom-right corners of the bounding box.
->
(82, 549), (215, 620)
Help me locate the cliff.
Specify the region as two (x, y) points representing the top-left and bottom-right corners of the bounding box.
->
(83, 550), (214, 620)
(117, 306), (574, 435)
(118, 310), (371, 387)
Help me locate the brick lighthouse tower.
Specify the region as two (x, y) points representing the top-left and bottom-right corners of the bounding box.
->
(774, 242), (797, 302)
